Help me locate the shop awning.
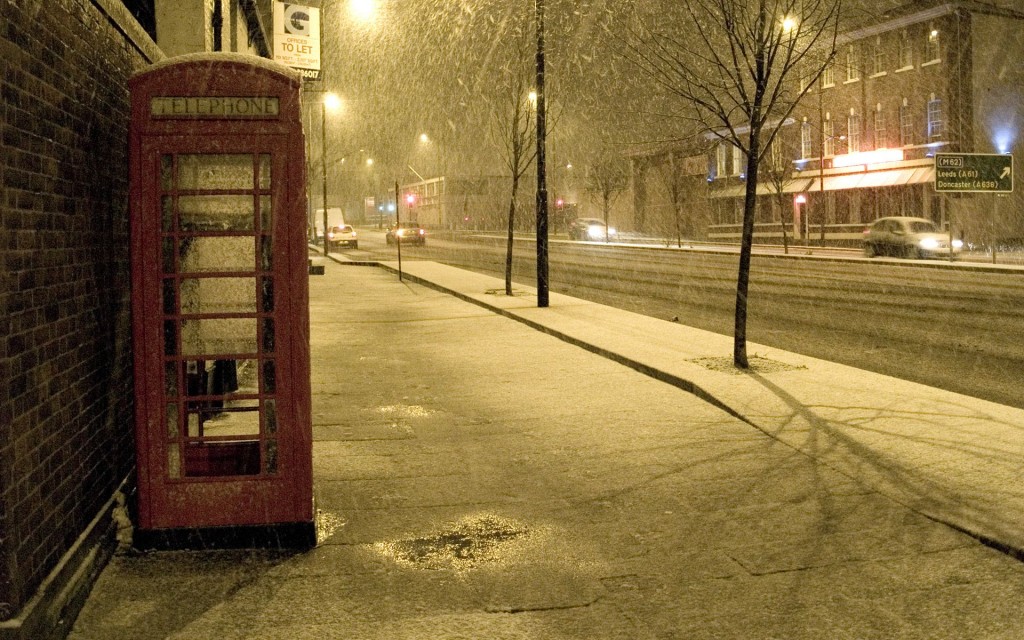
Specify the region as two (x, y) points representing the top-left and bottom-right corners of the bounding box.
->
(804, 166), (936, 192)
(709, 178), (813, 198)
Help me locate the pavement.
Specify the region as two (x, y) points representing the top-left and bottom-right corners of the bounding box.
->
(69, 253), (1024, 639)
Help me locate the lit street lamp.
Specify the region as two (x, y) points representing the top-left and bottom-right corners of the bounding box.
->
(535, 0), (549, 308)
(321, 92), (341, 256)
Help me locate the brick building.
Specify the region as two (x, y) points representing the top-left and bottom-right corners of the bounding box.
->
(632, 1), (1024, 248)
(0, 1), (273, 638)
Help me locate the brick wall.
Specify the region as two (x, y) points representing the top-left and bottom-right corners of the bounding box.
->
(0, 0), (150, 621)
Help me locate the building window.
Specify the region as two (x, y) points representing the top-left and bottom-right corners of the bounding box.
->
(846, 44), (860, 82)
(898, 29), (913, 69)
(848, 111), (862, 153)
(716, 142), (729, 177)
(872, 36), (886, 75)
(732, 145), (743, 176)
(822, 60), (835, 88)
(928, 96), (944, 140)
(926, 23), (941, 62)
(770, 135), (784, 171)
(899, 99), (914, 146)
(122, 0), (157, 39)
(801, 120), (813, 159)
(823, 117), (835, 156)
(873, 105), (887, 149)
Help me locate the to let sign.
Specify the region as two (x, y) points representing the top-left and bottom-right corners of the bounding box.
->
(935, 153), (1013, 193)
(273, 3), (321, 81)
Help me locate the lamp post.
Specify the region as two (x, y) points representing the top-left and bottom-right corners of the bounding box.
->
(321, 92), (340, 256)
(535, 0), (549, 308)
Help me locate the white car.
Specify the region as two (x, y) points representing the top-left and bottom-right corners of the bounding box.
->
(568, 217), (617, 241)
(326, 225), (358, 249)
(863, 216), (962, 259)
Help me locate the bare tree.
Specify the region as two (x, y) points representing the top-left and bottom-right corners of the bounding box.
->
(761, 135), (796, 254)
(488, 37), (537, 296)
(620, 0), (840, 367)
(585, 150), (629, 242)
(652, 149), (694, 248)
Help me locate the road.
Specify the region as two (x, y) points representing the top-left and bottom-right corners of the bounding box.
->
(339, 228), (1024, 410)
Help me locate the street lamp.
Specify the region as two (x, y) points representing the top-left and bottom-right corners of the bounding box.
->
(321, 92), (341, 256)
(534, 0), (549, 308)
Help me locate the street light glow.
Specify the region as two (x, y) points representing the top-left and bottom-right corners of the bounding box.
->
(419, 133), (430, 144)
(349, 0), (377, 23)
(324, 92), (341, 111)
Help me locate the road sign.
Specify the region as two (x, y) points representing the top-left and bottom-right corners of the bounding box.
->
(935, 153), (1013, 193)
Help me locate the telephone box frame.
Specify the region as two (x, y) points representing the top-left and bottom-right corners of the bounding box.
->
(129, 54), (313, 547)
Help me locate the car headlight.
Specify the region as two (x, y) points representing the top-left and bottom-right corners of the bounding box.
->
(608, 227), (617, 236)
(587, 225), (603, 239)
(396, 229), (405, 237)
(952, 239), (963, 249)
(919, 238), (939, 250)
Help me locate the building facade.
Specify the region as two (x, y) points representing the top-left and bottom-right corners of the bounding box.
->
(633, 1), (1024, 249)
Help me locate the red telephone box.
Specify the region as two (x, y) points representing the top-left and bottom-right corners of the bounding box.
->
(129, 54), (313, 546)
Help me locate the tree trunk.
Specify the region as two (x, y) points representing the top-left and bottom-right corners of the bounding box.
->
(505, 179), (519, 296)
(734, 138), (760, 369)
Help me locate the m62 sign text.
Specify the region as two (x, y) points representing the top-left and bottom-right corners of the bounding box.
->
(935, 153), (1013, 193)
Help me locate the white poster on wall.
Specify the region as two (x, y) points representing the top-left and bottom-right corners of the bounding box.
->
(273, 3), (321, 81)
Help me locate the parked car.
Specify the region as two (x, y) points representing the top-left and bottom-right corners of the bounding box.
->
(863, 216), (963, 259)
(568, 217), (617, 241)
(386, 221), (427, 246)
(326, 224), (358, 249)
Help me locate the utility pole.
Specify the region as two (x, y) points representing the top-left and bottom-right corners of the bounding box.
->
(321, 99), (329, 257)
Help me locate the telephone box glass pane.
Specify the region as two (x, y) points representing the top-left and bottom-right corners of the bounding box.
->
(162, 279), (176, 314)
(260, 277), (274, 312)
(181, 318), (257, 355)
(179, 195), (254, 231)
(262, 360), (276, 393)
(163, 321), (177, 355)
(161, 196), (174, 231)
(164, 361), (178, 397)
(180, 277), (256, 314)
(259, 196), (272, 231)
(265, 440), (278, 474)
(260, 236), (273, 271)
(186, 402), (260, 437)
(162, 238), (176, 273)
(178, 154), (254, 190)
(263, 399), (277, 435)
(161, 155), (173, 191)
(258, 154), (271, 189)
(166, 403), (179, 438)
(168, 446), (181, 479)
(178, 237), (255, 273)
(262, 318), (275, 353)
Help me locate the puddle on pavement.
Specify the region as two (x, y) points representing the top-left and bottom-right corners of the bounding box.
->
(375, 514), (531, 571)
(376, 404), (434, 418)
(315, 509), (347, 544)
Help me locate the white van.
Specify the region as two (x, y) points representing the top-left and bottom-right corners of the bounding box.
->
(314, 207), (345, 238)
